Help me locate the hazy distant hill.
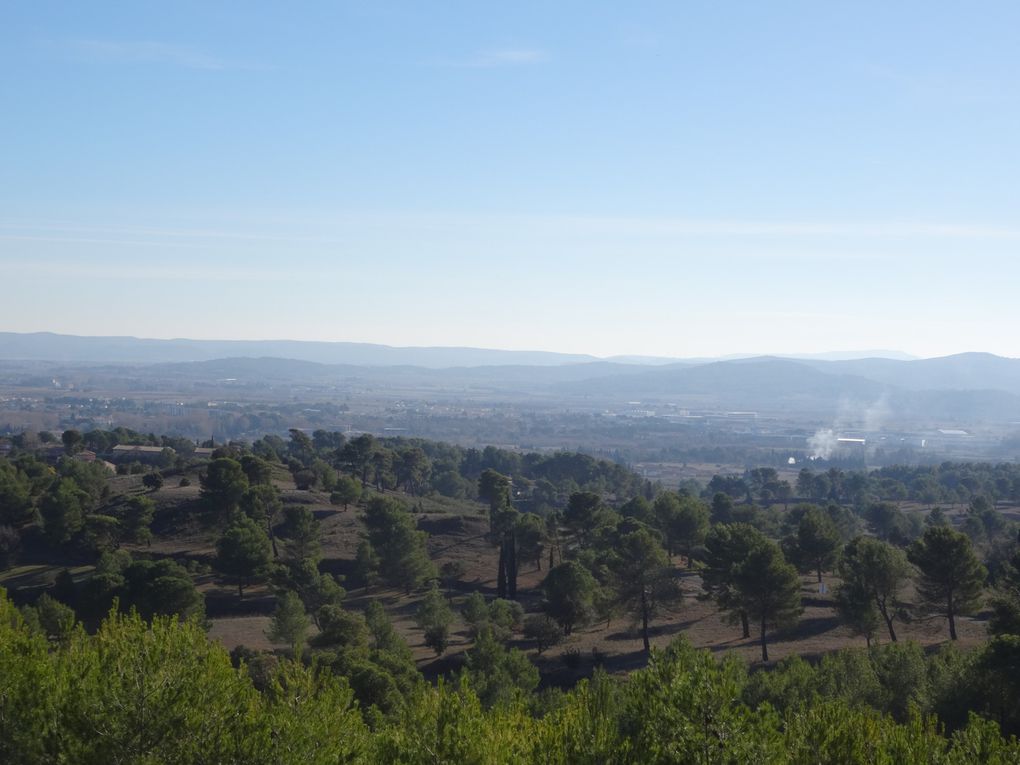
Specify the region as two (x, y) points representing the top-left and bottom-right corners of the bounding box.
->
(558, 357), (888, 403)
(887, 388), (1020, 423)
(0, 332), (602, 368)
(797, 353), (1020, 394)
(142, 357), (668, 389)
(555, 355), (1020, 420)
(3, 333), (1020, 420)
(5, 338), (1020, 422)
(0, 332), (917, 369)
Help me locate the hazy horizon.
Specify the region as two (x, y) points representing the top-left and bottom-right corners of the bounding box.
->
(0, 328), (1004, 364)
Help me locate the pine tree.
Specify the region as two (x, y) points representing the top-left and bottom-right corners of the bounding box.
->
(240, 484), (283, 556)
(266, 591), (310, 659)
(215, 515), (272, 599)
(361, 497), (436, 593)
(909, 526), (987, 640)
(610, 526), (681, 652)
(787, 507), (841, 583)
(733, 540), (802, 662)
(835, 536), (911, 643)
(200, 457), (249, 523)
(415, 584), (455, 655)
(355, 540), (380, 593)
(833, 578), (881, 647)
(121, 496), (155, 545)
(39, 478), (89, 544)
(670, 496), (710, 569)
(278, 506), (321, 564)
(461, 591), (489, 639)
(542, 561), (597, 635)
(702, 523), (768, 639)
(330, 476), (362, 510)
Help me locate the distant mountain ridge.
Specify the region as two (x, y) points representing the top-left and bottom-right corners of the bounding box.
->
(0, 332), (601, 368)
(796, 353), (1020, 392)
(0, 331), (918, 368)
(37, 353), (1020, 422)
(2, 332), (1019, 422)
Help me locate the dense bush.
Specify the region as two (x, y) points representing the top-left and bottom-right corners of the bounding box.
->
(3, 588), (1019, 763)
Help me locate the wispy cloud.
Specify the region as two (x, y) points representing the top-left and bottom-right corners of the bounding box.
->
(4, 215), (1020, 249)
(1, 259), (299, 283)
(440, 48), (548, 68)
(72, 39), (256, 71)
(0, 233), (198, 248)
(526, 216), (1020, 241)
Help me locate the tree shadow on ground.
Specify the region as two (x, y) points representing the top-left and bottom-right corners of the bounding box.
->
(800, 594), (835, 609)
(417, 515), (468, 536)
(318, 556), (357, 580)
(776, 614), (842, 641)
(205, 587), (276, 617)
(418, 651), (468, 683)
(603, 616), (703, 642)
(533, 645), (654, 689)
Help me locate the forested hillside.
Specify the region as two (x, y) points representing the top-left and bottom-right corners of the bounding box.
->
(3, 427), (1020, 760)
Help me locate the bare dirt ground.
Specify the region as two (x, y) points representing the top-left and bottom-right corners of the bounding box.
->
(281, 493), (992, 683)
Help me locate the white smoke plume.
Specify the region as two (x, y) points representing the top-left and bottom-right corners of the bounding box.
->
(809, 394), (891, 459)
(808, 428), (838, 460)
(831, 394), (892, 433)
(863, 393), (891, 433)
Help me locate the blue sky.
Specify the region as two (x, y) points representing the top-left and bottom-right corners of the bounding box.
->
(2, 2), (1018, 358)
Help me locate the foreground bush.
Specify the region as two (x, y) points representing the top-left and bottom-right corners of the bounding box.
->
(2, 588), (1018, 764)
(0, 590), (367, 765)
